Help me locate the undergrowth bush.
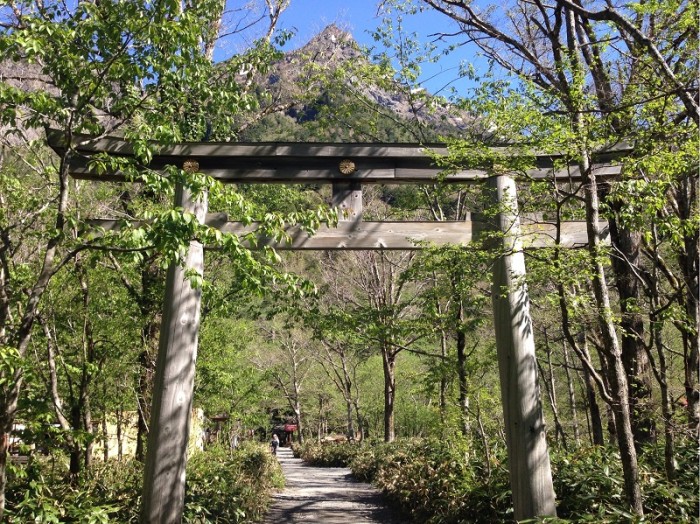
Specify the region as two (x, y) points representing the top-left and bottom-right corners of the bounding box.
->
(5, 441), (283, 523)
(184, 441), (284, 522)
(6, 455), (142, 522)
(294, 440), (363, 467)
(550, 439), (698, 523)
(348, 441), (391, 482)
(350, 438), (511, 523)
(305, 436), (698, 524)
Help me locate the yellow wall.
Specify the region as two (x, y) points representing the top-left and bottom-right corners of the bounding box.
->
(94, 409), (205, 460)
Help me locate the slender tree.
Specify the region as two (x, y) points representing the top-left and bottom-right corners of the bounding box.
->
(410, 0), (697, 513)
(0, 0), (326, 515)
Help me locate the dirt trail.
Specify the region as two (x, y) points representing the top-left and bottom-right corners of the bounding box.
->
(263, 446), (404, 524)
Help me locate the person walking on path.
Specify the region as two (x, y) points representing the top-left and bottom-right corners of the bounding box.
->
(270, 433), (280, 455)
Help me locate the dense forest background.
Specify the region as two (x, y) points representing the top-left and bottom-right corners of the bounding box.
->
(0, 0), (697, 521)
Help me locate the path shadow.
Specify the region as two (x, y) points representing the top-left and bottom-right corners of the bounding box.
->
(264, 447), (406, 524)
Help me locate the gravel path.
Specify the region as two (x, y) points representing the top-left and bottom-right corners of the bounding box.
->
(263, 446), (405, 524)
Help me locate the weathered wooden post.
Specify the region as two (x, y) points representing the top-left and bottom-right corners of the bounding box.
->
(488, 174), (557, 520)
(141, 171), (208, 523)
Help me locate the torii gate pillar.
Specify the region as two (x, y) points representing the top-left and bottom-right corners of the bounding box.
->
(489, 174), (557, 520)
(141, 182), (208, 523)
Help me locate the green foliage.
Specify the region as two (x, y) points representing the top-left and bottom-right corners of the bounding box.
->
(184, 442), (284, 523)
(5, 442), (283, 523)
(0, 0), (333, 298)
(639, 439), (700, 523)
(196, 315), (266, 418)
(6, 456), (142, 523)
(296, 437), (699, 523)
(550, 441), (699, 523)
(349, 437), (511, 523)
(605, 135), (698, 255)
(2, 0), (224, 137)
(294, 440), (363, 467)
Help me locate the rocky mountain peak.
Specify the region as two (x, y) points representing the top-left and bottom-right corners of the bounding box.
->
(291, 23), (361, 64)
(242, 23), (471, 141)
(309, 24), (353, 46)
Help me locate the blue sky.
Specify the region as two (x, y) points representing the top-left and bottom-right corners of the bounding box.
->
(278, 1), (386, 47)
(275, 1), (474, 97)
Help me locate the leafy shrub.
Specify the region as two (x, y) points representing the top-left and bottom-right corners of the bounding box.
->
(294, 440), (363, 467)
(6, 456), (142, 523)
(344, 437), (698, 524)
(5, 442), (284, 523)
(350, 437), (512, 523)
(184, 441), (284, 522)
(551, 445), (634, 522)
(348, 441), (391, 482)
(550, 440), (699, 523)
(638, 438), (699, 523)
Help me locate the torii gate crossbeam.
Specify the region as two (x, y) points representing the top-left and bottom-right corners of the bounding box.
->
(49, 131), (628, 523)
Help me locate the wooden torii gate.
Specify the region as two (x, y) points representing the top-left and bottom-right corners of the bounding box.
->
(49, 132), (626, 523)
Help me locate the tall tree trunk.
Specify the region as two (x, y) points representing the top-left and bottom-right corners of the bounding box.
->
(135, 348), (152, 462)
(676, 178), (700, 435)
(578, 1), (654, 447)
(342, 365), (356, 440)
(607, 208), (655, 445)
(41, 303), (92, 479)
(581, 338), (605, 446)
(69, 404), (83, 477)
(382, 344), (397, 442)
(117, 404), (124, 461)
(294, 402), (304, 445)
(475, 395), (492, 477)
(648, 225), (678, 479)
(102, 412), (109, 462)
(317, 395), (327, 441)
(0, 433), (8, 520)
(345, 397), (355, 440)
(555, 245), (601, 447)
(540, 334), (568, 450)
(593, 346), (618, 440)
(79, 265), (94, 473)
(318, 341), (358, 441)
(651, 317), (677, 480)
(353, 401), (365, 441)
(562, 341), (581, 446)
(439, 328), (448, 431)
(435, 284), (448, 430)
(135, 261), (161, 462)
(566, 9), (641, 502)
(83, 400), (93, 471)
(581, 159), (643, 514)
(456, 315), (470, 436)
(65, 394), (95, 476)
(0, 157), (70, 518)
(292, 361), (304, 445)
(102, 382), (109, 462)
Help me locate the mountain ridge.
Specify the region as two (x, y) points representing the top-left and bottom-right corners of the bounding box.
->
(242, 24), (470, 142)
